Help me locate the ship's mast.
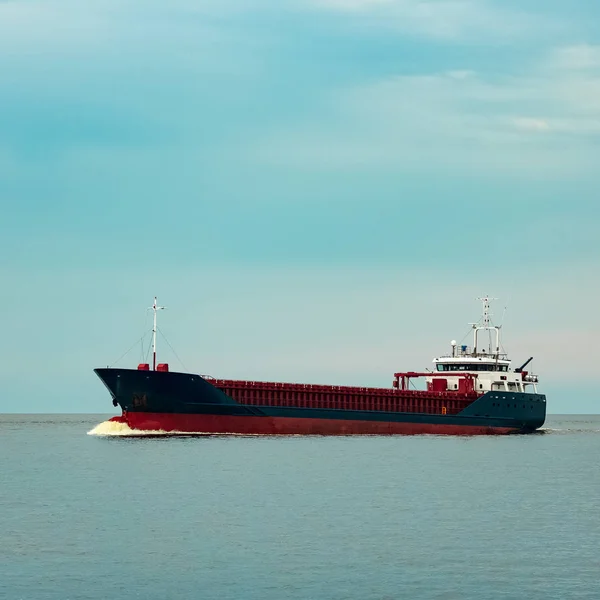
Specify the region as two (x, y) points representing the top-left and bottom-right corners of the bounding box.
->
(480, 296), (493, 328)
(150, 296), (166, 371)
(471, 296), (500, 356)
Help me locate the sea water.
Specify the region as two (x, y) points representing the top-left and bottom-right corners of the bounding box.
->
(1, 414), (598, 600)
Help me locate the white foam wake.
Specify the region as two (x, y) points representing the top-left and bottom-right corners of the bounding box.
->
(539, 427), (600, 434)
(87, 420), (189, 436)
(86, 420), (252, 437)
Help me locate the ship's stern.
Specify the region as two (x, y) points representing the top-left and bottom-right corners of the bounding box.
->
(458, 390), (546, 432)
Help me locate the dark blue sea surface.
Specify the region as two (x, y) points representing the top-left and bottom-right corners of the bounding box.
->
(1, 414), (599, 600)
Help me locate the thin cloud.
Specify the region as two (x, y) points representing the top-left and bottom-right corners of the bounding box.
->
(0, 0), (267, 53)
(306, 0), (561, 41)
(251, 46), (600, 176)
(513, 118), (551, 132)
(445, 70), (476, 80)
(551, 44), (600, 70)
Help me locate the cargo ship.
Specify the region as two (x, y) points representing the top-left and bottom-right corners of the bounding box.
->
(94, 296), (546, 435)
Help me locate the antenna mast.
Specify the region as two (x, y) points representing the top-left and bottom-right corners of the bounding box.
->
(472, 295), (500, 356)
(480, 296), (493, 328)
(150, 296), (166, 371)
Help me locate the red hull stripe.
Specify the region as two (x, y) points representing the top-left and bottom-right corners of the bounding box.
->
(114, 412), (515, 436)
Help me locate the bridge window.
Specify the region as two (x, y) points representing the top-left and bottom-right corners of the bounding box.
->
(437, 363), (510, 372)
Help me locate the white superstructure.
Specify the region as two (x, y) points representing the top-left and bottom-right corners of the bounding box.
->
(427, 297), (539, 394)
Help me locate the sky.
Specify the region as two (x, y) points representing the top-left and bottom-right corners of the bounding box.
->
(1, 0), (599, 413)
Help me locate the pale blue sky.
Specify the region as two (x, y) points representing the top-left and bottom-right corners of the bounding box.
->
(1, 0), (599, 413)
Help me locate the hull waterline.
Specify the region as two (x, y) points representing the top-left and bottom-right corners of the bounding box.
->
(109, 412), (518, 435)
